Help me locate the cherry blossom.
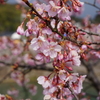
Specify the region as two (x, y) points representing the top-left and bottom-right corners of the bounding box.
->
(1, 0), (100, 99)
(37, 70), (86, 99)
(17, 23), (25, 35)
(0, 94), (6, 100)
(45, 1), (60, 17)
(58, 7), (71, 21)
(30, 36), (48, 51)
(35, 3), (46, 15)
(96, 24), (100, 34)
(42, 42), (62, 58)
(7, 89), (19, 97)
(37, 76), (51, 88)
(27, 84), (37, 95)
(26, 19), (38, 35)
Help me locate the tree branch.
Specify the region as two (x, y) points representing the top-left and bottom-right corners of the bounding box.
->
(85, 2), (100, 10)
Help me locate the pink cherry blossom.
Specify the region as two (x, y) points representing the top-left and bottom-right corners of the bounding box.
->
(0, 94), (6, 100)
(44, 95), (51, 100)
(65, 50), (81, 67)
(35, 3), (46, 15)
(7, 89), (19, 97)
(45, 1), (60, 17)
(58, 7), (71, 21)
(17, 23), (25, 35)
(24, 29), (32, 37)
(76, 75), (86, 93)
(28, 85), (37, 95)
(23, 54), (35, 66)
(42, 42), (62, 58)
(35, 53), (50, 64)
(72, 0), (84, 13)
(11, 71), (29, 86)
(37, 76), (46, 85)
(30, 36), (48, 51)
(96, 24), (100, 34)
(42, 27), (52, 35)
(81, 45), (87, 51)
(51, 19), (56, 28)
(26, 19), (38, 35)
(37, 76), (51, 88)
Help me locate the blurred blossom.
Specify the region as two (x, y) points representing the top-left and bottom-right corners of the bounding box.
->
(7, 89), (19, 97)
(0, 94), (6, 100)
(96, 24), (100, 34)
(27, 84), (37, 95)
(96, 0), (100, 4)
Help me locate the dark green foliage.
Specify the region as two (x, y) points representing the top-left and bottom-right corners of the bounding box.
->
(94, 14), (100, 23)
(0, 4), (21, 32)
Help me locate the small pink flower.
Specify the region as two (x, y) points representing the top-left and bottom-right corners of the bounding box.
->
(42, 27), (52, 35)
(0, 94), (6, 100)
(96, 24), (100, 34)
(66, 50), (81, 67)
(37, 76), (45, 85)
(58, 7), (71, 20)
(37, 76), (51, 88)
(35, 3), (46, 15)
(81, 45), (87, 50)
(28, 85), (37, 95)
(30, 36), (48, 51)
(35, 53), (50, 64)
(17, 23), (24, 35)
(68, 74), (86, 94)
(44, 95), (51, 100)
(45, 1), (60, 17)
(7, 89), (19, 97)
(73, 1), (84, 13)
(26, 19), (38, 35)
(24, 29), (31, 37)
(42, 42), (62, 58)
(51, 19), (56, 28)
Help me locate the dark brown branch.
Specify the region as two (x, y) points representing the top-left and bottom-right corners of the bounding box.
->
(0, 61), (53, 72)
(0, 62), (53, 84)
(88, 42), (100, 45)
(80, 29), (100, 36)
(21, 64), (53, 74)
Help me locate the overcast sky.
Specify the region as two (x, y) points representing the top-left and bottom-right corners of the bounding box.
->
(7, 0), (99, 18)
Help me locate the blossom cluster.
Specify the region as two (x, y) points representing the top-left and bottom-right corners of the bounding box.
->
(16, 0), (88, 99)
(37, 70), (86, 100)
(0, 0), (100, 99)
(9, 0), (100, 99)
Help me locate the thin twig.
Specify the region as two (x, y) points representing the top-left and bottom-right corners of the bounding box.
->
(0, 70), (13, 84)
(80, 29), (100, 36)
(85, 2), (100, 10)
(69, 86), (79, 100)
